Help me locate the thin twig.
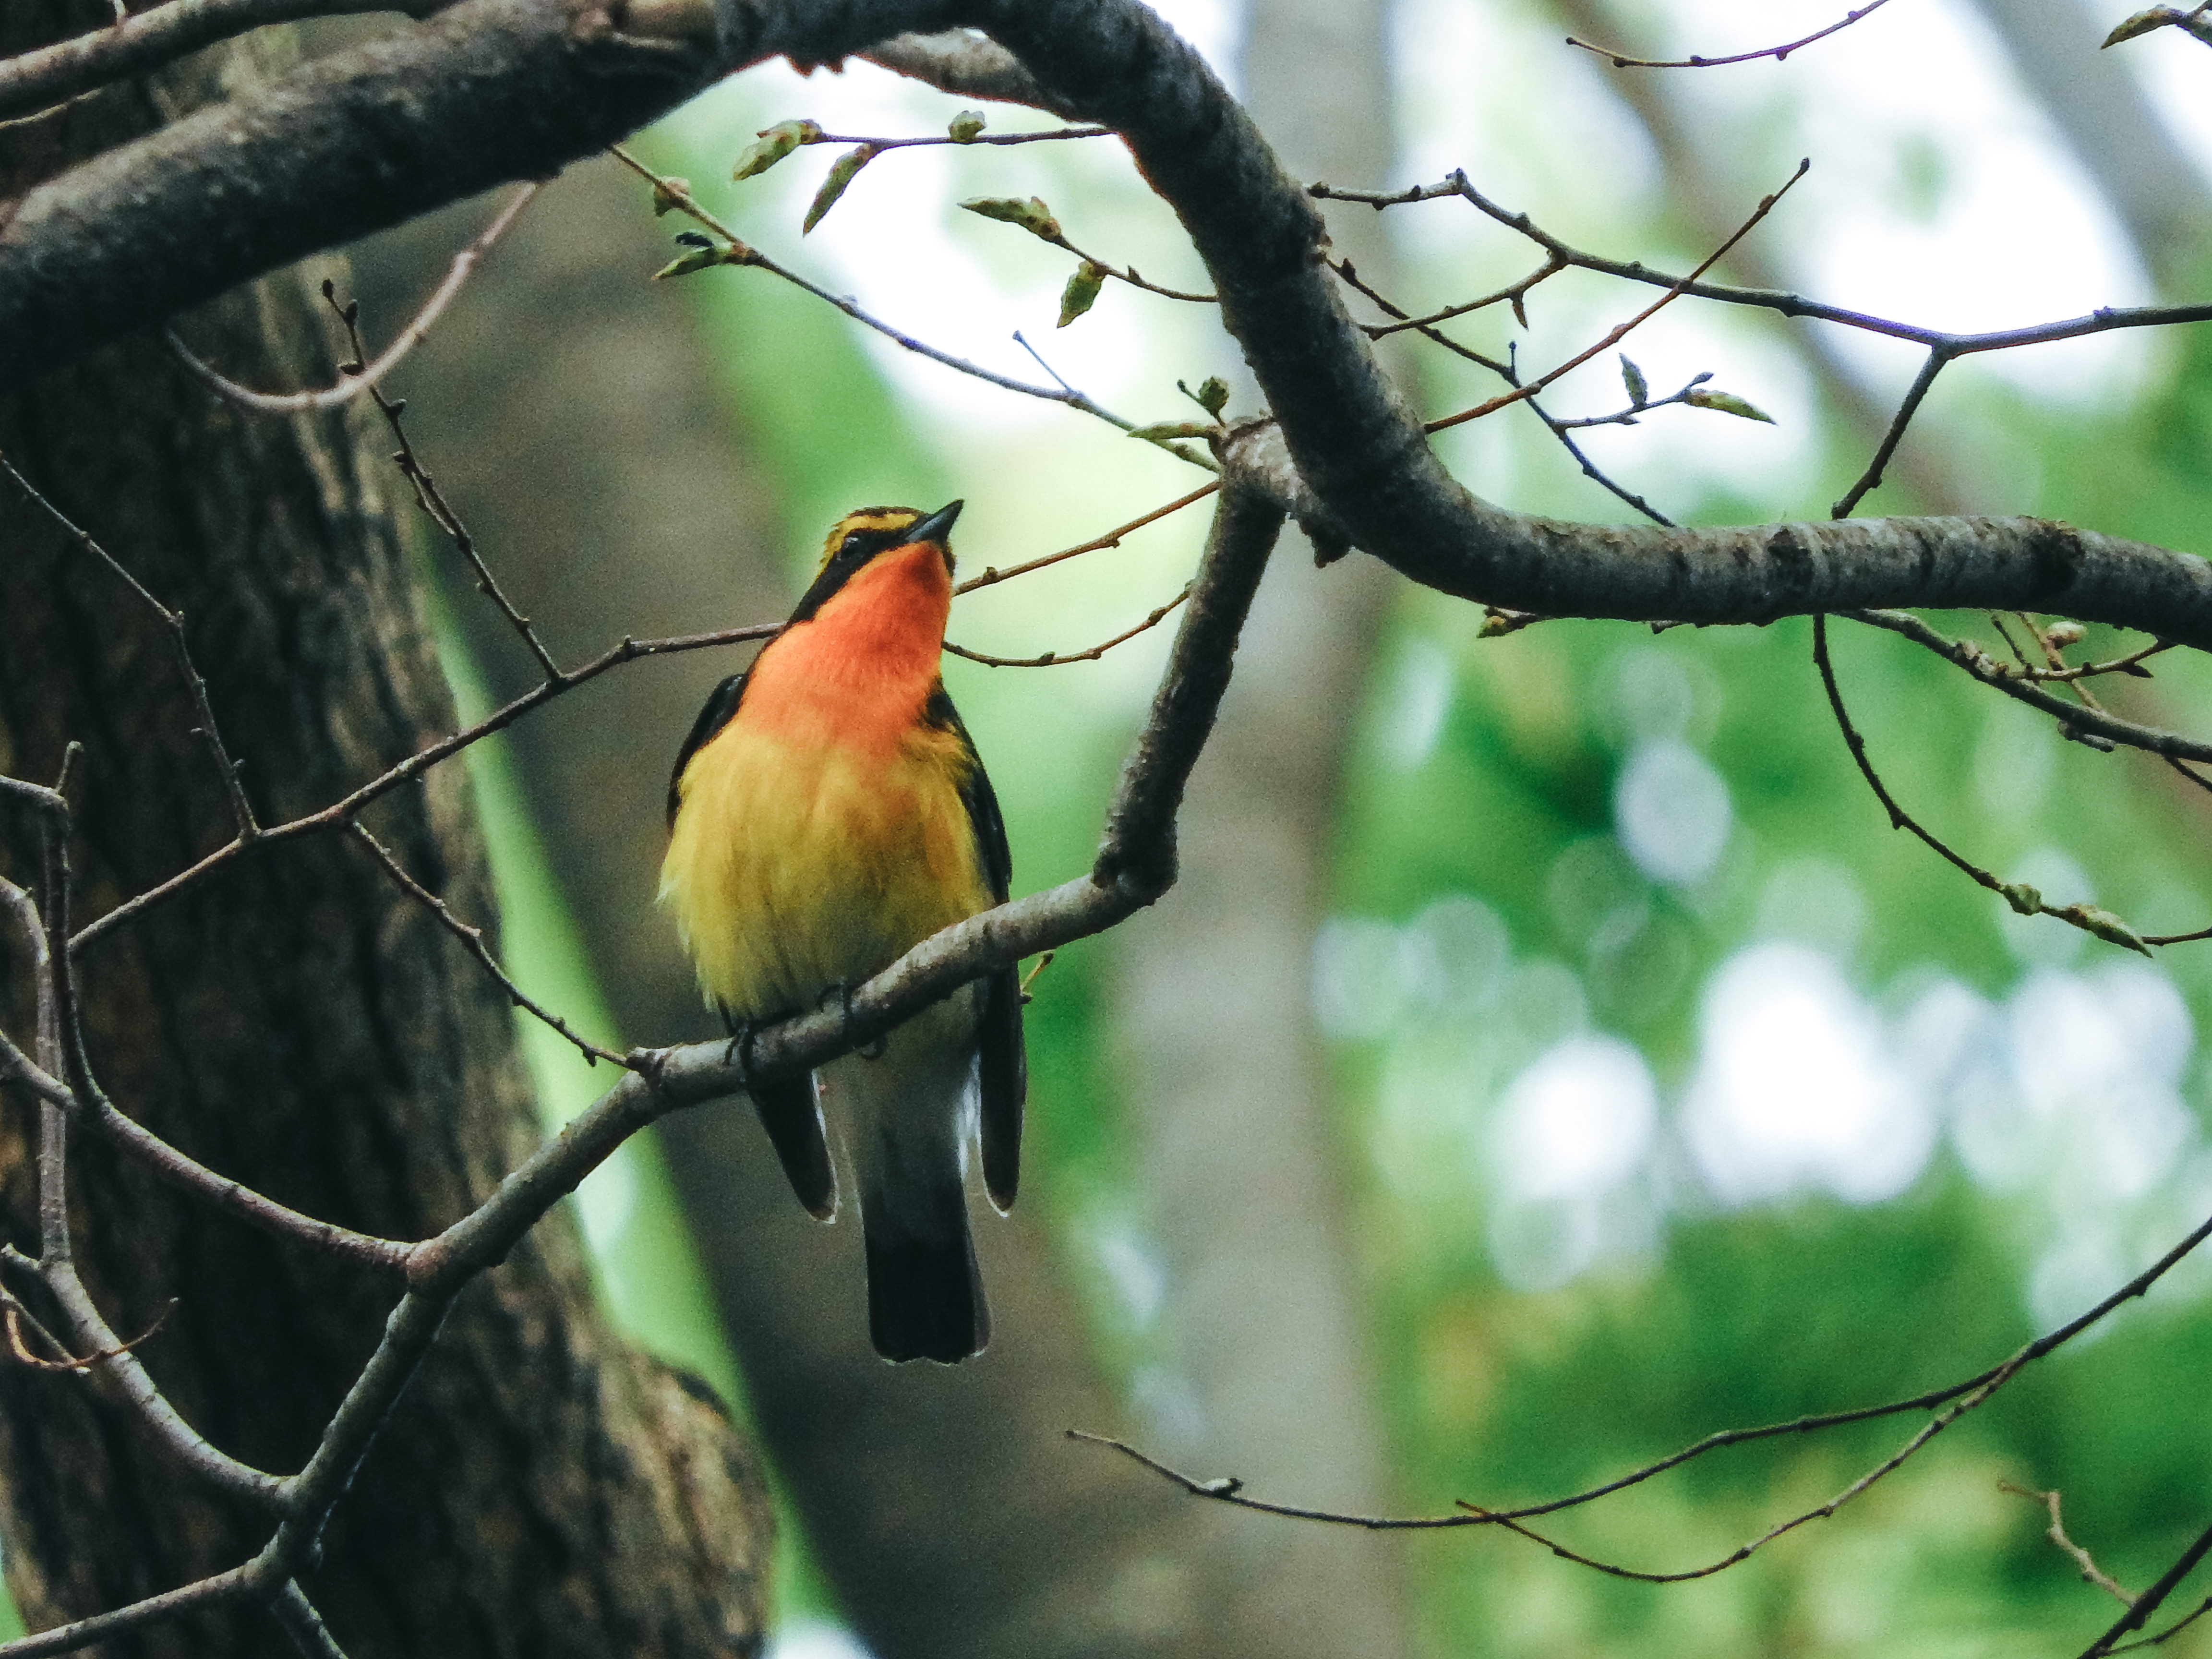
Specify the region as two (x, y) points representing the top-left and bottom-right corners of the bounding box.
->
(945, 581), (1190, 666)
(69, 620), (780, 954)
(2001, 1482), (2136, 1606)
(348, 822), (630, 1067)
(2, 1291), (172, 1373)
(1832, 346), (1947, 516)
(2079, 1522), (2212, 1659)
(1815, 614), (2156, 954)
(953, 482), (1220, 593)
(1424, 158), (1809, 433)
(1359, 256), (1564, 341)
(2107, 1595), (2212, 1653)
(1327, 257), (1675, 525)
(608, 145), (1219, 473)
(782, 126), (1211, 299)
(1310, 173), (2212, 358)
(14, 810), (288, 1506)
(267, 1579), (351, 1659)
(318, 280), (566, 683)
(803, 123), (1110, 149)
(1840, 610), (2212, 763)
(1017, 950), (1054, 1004)
(167, 185), (538, 416)
(0, 0), (402, 125)
(0, 1565), (253, 1658)
(1568, 0), (1896, 68)
(2025, 638), (2172, 683)
(1070, 1200), (2212, 1533)
(0, 454), (257, 836)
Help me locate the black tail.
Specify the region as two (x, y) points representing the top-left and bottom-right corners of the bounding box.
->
(861, 1173), (987, 1364)
(751, 1072), (836, 1221)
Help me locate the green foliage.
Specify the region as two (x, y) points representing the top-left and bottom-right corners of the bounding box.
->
(1326, 334), (2212, 1652)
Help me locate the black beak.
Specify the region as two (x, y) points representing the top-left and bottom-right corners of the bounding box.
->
(906, 500), (963, 546)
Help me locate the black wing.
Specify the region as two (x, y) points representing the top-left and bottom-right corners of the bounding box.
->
(925, 683), (1011, 902)
(925, 683), (1025, 1210)
(668, 669), (750, 829)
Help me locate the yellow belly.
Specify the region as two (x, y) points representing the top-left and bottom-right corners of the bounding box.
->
(661, 716), (992, 1021)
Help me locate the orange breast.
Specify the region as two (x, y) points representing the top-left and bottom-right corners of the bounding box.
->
(659, 542), (992, 1019)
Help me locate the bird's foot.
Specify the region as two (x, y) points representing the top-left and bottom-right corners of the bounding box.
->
(719, 1012), (765, 1092)
(820, 981), (887, 1061)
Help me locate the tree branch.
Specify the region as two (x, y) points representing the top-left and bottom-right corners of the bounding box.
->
(0, 0), (422, 124)
(2, 0), (2211, 649)
(859, 28), (1078, 115)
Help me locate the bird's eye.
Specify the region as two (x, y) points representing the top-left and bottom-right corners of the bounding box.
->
(840, 531), (866, 558)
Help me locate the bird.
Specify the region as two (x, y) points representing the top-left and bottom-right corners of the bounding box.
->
(659, 500), (1025, 1364)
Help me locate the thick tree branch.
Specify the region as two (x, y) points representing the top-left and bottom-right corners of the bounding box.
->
(2, 0), (2210, 649)
(859, 27), (1077, 115)
(0, 0), (419, 124)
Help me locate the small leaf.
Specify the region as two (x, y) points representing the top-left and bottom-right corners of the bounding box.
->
(1998, 880), (2043, 916)
(1126, 421), (1215, 442)
(1192, 375), (1230, 418)
(1058, 261), (1107, 327)
(948, 108), (987, 143)
(2102, 5), (2181, 46)
(653, 245), (725, 280)
(960, 194), (1066, 244)
(1685, 387), (1776, 424)
(2057, 903), (2153, 955)
(803, 144), (879, 234)
(1619, 354), (1649, 408)
(733, 119), (822, 180)
(650, 177), (691, 216)
(652, 233), (753, 280)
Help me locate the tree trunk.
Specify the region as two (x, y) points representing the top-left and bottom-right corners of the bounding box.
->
(1103, 0), (1414, 1653)
(0, 14), (772, 1656)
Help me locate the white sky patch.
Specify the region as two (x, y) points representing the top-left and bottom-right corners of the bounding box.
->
(769, 1620), (875, 1659)
(1598, 642), (1718, 749)
(1649, 0), (2152, 403)
(1883, 961), (2201, 1331)
(1375, 637), (1454, 770)
(1683, 944), (1934, 1206)
(1482, 1034), (1662, 1293)
(2126, 20), (2212, 173)
(1614, 740), (1732, 887)
(1494, 1036), (1659, 1203)
(2003, 965), (2194, 1201)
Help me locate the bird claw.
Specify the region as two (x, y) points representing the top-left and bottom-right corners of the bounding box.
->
(720, 1012), (764, 1091)
(820, 981), (887, 1061)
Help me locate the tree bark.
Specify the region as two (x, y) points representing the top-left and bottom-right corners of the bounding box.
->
(0, 12), (772, 1656)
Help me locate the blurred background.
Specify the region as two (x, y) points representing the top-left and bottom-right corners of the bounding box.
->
(57, 0), (2212, 1653)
